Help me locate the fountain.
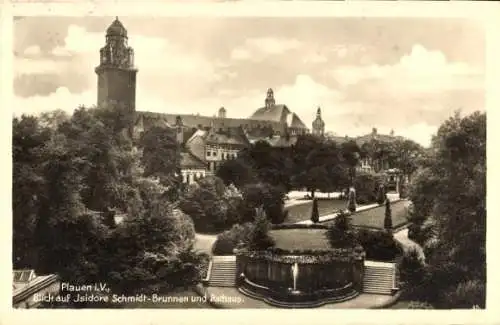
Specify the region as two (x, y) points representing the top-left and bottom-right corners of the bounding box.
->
(291, 262), (299, 293)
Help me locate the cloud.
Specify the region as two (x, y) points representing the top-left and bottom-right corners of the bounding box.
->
(331, 44), (483, 93)
(230, 37), (302, 61)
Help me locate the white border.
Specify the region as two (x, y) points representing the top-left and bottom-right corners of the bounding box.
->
(2, 1), (499, 325)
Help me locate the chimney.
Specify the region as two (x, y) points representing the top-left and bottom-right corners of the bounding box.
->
(372, 127), (377, 135)
(390, 129), (395, 136)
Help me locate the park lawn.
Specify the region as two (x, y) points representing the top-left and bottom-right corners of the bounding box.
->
(269, 228), (330, 250)
(324, 200), (408, 230)
(285, 199), (347, 223)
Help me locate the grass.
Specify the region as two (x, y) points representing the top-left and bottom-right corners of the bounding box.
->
(285, 199), (347, 223)
(324, 200), (408, 230)
(269, 228), (330, 250)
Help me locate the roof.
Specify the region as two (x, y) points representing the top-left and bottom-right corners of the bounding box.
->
(205, 127), (249, 146)
(250, 104), (290, 123)
(290, 113), (307, 129)
(13, 270), (36, 283)
(180, 151), (207, 169)
(355, 133), (405, 146)
(106, 17), (127, 37)
(136, 111), (284, 132)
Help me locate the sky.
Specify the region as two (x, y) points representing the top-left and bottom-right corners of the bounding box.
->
(13, 16), (485, 147)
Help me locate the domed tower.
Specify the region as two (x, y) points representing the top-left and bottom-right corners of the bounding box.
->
(265, 88), (275, 109)
(218, 107), (226, 119)
(95, 17), (138, 131)
(312, 106), (325, 136)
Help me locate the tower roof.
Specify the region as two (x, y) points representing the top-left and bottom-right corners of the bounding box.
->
(106, 17), (127, 37)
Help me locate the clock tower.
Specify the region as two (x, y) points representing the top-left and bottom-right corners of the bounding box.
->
(95, 17), (138, 132)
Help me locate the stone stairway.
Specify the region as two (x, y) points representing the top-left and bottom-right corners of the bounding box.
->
(363, 261), (396, 295)
(208, 255), (237, 287)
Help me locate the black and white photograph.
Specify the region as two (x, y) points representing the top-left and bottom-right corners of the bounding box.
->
(8, 2), (491, 315)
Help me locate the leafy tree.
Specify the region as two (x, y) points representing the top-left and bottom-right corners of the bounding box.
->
(216, 158), (256, 188)
(384, 197), (393, 230)
(340, 140), (361, 186)
(239, 182), (287, 224)
(310, 198), (319, 223)
(239, 140), (293, 190)
(391, 138), (424, 182)
(140, 126), (182, 196)
(406, 111), (486, 308)
(179, 176), (243, 232)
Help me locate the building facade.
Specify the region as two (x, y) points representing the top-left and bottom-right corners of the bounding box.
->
(96, 18), (314, 184)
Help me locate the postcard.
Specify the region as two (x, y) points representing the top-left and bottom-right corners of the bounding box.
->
(3, 1), (499, 325)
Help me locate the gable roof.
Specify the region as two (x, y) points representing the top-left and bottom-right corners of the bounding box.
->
(180, 150), (207, 169)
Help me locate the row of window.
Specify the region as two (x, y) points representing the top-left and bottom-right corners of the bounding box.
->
(206, 151), (238, 160)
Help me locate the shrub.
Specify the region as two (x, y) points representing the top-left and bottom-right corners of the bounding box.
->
(441, 279), (485, 309)
(355, 228), (401, 261)
(239, 182), (286, 224)
(212, 222), (255, 255)
(348, 188), (357, 213)
(247, 207), (275, 251)
(376, 185), (386, 205)
(354, 172), (381, 204)
(384, 198), (393, 229)
(326, 210), (356, 248)
(311, 198), (319, 223)
(399, 247), (425, 286)
(178, 176), (243, 233)
(398, 181), (408, 199)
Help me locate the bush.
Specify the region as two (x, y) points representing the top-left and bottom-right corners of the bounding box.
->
(348, 188), (357, 212)
(212, 222), (255, 255)
(311, 198), (319, 223)
(247, 208), (275, 251)
(178, 176), (243, 233)
(239, 182), (286, 224)
(354, 172), (381, 204)
(384, 198), (393, 229)
(441, 279), (485, 309)
(376, 185), (386, 205)
(355, 228), (401, 261)
(398, 182), (408, 199)
(399, 247), (425, 286)
(326, 210), (356, 248)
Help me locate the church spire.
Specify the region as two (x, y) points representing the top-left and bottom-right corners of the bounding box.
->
(265, 88), (275, 109)
(312, 106), (325, 136)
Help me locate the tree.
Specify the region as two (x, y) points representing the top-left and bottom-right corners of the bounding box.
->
(391, 138), (424, 182)
(140, 126), (182, 192)
(406, 111), (486, 308)
(384, 197), (393, 230)
(239, 182), (286, 224)
(239, 140), (294, 191)
(179, 176), (243, 232)
(216, 158), (256, 188)
(310, 198), (319, 223)
(247, 207), (275, 251)
(340, 140), (361, 186)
